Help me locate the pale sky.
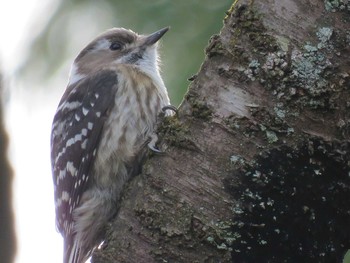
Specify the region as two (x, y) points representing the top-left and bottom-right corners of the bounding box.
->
(0, 1), (64, 262)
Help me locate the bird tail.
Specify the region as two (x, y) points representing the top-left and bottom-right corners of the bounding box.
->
(64, 236), (92, 263)
(63, 237), (80, 263)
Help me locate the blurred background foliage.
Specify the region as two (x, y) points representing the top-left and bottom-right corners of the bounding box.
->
(22, 0), (231, 105)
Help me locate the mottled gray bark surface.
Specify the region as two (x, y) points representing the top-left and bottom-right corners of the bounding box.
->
(93, 0), (350, 262)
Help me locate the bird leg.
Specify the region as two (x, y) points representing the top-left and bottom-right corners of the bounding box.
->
(147, 105), (178, 153)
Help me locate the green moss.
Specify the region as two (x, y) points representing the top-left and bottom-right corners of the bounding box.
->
(224, 0), (240, 23)
(185, 91), (213, 121)
(190, 100), (212, 120)
(224, 117), (241, 131)
(205, 35), (227, 58)
(157, 115), (190, 148)
(230, 6), (278, 54)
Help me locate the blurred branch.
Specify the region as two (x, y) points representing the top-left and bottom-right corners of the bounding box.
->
(0, 74), (16, 263)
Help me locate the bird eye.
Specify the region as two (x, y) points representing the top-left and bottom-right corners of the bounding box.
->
(110, 42), (123, 50)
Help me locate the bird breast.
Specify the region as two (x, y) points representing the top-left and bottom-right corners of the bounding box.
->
(93, 65), (168, 187)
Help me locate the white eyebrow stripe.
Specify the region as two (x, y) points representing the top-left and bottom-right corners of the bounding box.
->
(94, 39), (111, 50)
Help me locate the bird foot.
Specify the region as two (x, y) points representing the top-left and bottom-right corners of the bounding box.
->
(147, 105), (178, 153)
(147, 133), (163, 153)
(161, 105), (178, 115)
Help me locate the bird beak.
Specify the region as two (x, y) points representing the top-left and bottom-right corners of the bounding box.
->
(143, 27), (169, 46)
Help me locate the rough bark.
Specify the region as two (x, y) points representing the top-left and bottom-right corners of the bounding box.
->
(0, 75), (16, 263)
(93, 0), (350, 262)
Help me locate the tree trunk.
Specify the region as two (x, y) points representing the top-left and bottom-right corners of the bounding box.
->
(93, 0), (350, 262)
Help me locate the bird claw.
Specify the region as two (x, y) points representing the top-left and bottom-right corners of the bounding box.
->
(147, 105), (178, 153)
(147, 133), (163, 153)
(162, 105), (178, 115)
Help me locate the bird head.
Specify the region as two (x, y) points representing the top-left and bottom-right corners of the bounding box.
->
(68, 27), (169, 85)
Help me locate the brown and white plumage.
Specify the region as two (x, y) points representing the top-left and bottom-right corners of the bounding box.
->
(51, 27), (170, 263)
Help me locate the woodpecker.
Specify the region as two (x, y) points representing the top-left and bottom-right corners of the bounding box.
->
(51, 27), (171, 263)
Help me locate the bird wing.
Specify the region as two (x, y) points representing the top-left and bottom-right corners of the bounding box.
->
(51, 69), (119, 236)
